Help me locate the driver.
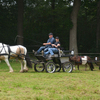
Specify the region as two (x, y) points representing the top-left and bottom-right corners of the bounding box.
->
(44, 36), (61, 58)
(34, 33), (55, 55)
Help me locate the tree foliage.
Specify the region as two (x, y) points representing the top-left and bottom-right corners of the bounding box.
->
(23, 0), (72, 50)
(0, 0), (99, 53)
(0, 0), (17, 45)
(77, 0), (97, 53)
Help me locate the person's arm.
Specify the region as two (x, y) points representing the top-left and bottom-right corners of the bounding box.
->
(43, 38), (55, 46)
(57, 44), (60, 47)
(52, 44), (60, 48)
(43, 42), (51, 45)
(50, 38), (55, 44)
(43, 38), (51, 45)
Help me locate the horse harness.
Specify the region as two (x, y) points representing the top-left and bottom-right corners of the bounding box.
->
(76, 56), (87, 65)
(0, 43), (25, 59)
(76, 56), (82, 64)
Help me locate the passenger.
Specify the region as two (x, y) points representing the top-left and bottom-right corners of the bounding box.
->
(44, 36), (61, 57)
(34, 33), (55, 55)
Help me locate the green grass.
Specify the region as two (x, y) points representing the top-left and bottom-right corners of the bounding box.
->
(0, 60), (100, 100)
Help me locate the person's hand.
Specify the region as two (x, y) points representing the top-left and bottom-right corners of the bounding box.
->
(43, 43), (46, 45)
(55, 45), (57, 47)
(52, 44), (55, 46)
(57, 44), (60, 46)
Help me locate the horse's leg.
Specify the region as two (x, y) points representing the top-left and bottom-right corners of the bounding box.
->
(20, 60), (24, 73)
(77, 65), (79, 70)
(4, 59), (13, 72)
(73, 65), (76, 70)
(87, 61), (94, 71)
(85, 64), (87, 71)
(23, 59), (28, 72)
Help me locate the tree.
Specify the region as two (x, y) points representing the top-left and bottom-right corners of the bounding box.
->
(69, 0), (81, 54)
(51, 0), (55, 9)
(17, 0), (24, 45)
(23, 0), (72, 51)
(96, 0), (100, 52)
(0, 0), (17, 45)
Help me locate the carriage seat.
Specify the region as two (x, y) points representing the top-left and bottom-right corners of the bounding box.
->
(53, 49), (64, 57)
(47, 49), (64, 58)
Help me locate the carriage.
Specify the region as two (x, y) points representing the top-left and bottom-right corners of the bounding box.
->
(32, 50), (74, 73)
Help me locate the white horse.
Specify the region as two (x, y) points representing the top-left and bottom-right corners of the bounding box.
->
(0, 43), (32, 72)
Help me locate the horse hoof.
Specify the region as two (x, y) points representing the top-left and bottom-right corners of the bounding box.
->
(9, 71), (14, 73)
(23, 69), (29, 72)
(20, 70), (24, 73)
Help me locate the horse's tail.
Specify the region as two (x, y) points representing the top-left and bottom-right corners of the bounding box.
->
(25, 53), (32, 68)
(88, 61), (94, 71)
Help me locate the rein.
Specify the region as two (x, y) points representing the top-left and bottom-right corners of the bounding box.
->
(14, 35), (43, 45)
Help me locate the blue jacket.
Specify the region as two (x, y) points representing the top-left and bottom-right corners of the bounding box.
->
(45, 37), (55, 48)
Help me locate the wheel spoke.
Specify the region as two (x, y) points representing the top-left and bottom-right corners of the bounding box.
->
(45, 62), (56, 73)
(62, 62), (73, 73)
(34, 63), (45, 72)
(55, 64), (61, 72)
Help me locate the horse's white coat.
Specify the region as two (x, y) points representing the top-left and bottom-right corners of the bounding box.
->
(10, 45), (27, 56)
(82, 56), (87, 65)
(0, 43), (28, 72)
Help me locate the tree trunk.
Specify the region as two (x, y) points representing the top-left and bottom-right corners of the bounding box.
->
(51, 0), (55, 32)
(17, 0), (24, 45)
(51, 0), (55, 9)
(69, 0), (81, 54)
(96, 1), (100, 52)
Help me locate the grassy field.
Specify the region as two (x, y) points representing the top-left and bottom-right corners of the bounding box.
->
(0, 60), (100, 100)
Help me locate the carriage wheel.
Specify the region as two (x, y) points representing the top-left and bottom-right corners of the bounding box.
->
(45, 62), (56, 73)
(34, 63), (45, 72)
(62, 62), (73, 73)
(55, 64), (61, 72)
